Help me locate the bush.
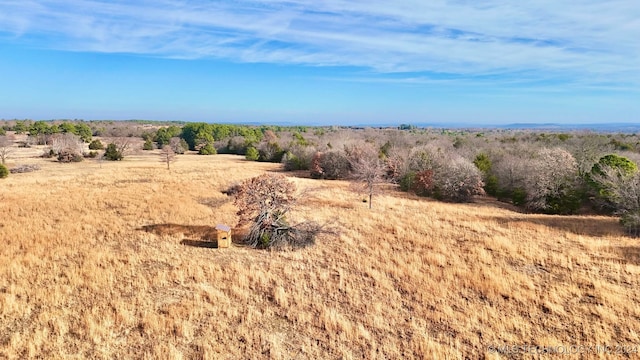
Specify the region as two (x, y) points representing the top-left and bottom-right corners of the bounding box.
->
(41, 149), (55, 158)
(523, 148), (582, 214)
(50, 133), (84, 163)
(143, 139), (154, 150)
(318, 150), (351, 179)
(620, 212), (640, 237)
(58, 150), (84, 163)
(474, 153), (498, 196)
(491, 153), (529, 204)
(484, 174), (499, 197)
(282, 146), (315, 171)
(88, 139), (104, 150)
(591, 154), (637, 177)
(198, 143), (217, 155)
(220, 136), (251, 155)
(85, 151), (99, 158)
(434, 157), (485, 202)
(170, 137), (188, 154)
(399, 145), (484, 202)
(589, 154), (638, 211)
(258, 141), (284, 162)
(511, 188), (527, 206)
(589, 163), (640, 232)
(282, 152), (311, 171)
(473, 153), (492, 174)
(399, 171), (416, 192)
(310, 152), (324, 179)
(407, 144), (444, 173)
(104, 143), (124, 161)
(245, 146), (259, 161)
(0, 164), (8, 178)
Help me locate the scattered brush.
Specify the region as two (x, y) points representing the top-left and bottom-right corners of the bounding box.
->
(9, 164), (41, 173)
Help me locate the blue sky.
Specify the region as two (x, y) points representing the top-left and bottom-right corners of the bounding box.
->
(0, 1), (638, 125)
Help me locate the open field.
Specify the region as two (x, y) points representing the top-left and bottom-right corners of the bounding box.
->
(1, 150), (640, 359)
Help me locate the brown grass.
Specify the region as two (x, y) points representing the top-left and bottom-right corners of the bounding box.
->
(1, 149), (640, 359)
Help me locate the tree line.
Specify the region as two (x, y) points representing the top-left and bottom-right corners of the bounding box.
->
(2, 120), (640, 235)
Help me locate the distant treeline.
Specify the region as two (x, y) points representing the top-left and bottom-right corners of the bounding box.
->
(3, 119), (640, 234)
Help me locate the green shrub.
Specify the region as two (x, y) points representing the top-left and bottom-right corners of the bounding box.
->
(85, 151), (99, 158)
(511, 188), (527, 206)
(283, 146), (314, 171)
(497, 188), (527, 206)
(399, 171), (416, 192)
(620, 212), (640, 237)
(104, 143), (124, 161)
(143, 139), (154, 150)
(484, 174), (499, 196)
(473, 153), (492, 174)
(591, 154), (637, 178)
(282, 152), (305, 171)
(88, 139), (104, 150)
(544, 188), (584, 215)
(589, 154), (639, 211)
(198, 143), (217, 155)
(0, 164), (8, 178)
(258, 142), (284, 162)
(245, 146), (259, 161)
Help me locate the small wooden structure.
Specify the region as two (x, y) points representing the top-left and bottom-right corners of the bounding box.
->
(215, 224), (232, 248)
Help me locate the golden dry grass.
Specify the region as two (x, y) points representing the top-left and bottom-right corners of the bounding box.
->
(1, 149), (640, 359)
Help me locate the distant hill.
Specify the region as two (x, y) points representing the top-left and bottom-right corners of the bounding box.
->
(497, 123), (640, 132)
(353, 122), (640, 132)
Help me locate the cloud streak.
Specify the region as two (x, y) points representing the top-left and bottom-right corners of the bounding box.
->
(0, 0), (638, 87)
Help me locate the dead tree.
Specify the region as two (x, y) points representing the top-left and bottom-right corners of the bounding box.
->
(50, 133), (84, 162)
(113, 137), (132, 156)
(160, 145), (176, 170)
(0, 135), (14, 165)
(348, 144), (387, 209)
(233, 173), (331, 249)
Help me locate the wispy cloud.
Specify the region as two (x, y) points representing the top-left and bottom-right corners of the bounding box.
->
(0, 0), (638, 87)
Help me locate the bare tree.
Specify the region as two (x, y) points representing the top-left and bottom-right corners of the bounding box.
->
(113, 137), (132, 156)
(491, 152), (529, 202)
(384, 145), (410, 183)
(433, 155), (485, 202)
(160, 145), (176, 170)
(523, 148), (581, 213)
(50, 133), (84, 162)
(567, 132), (613, 177)
(349, 144), (387, 209)
(169, 137), (187, 154)
(0, 135), (14, 164)
(402, 143), (483, 202)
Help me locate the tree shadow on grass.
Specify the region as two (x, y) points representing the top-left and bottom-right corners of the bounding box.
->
(475, 213), (626, 238)
(610, 246), (640, 266)
(139, 223), (248, 248)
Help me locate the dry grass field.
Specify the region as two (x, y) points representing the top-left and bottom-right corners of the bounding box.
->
(1, 146), (640, 359)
